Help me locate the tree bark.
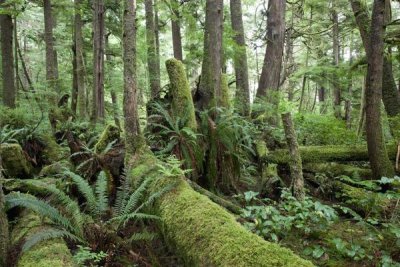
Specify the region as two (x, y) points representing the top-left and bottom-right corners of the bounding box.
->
(256, 0), (286, 100)
(0, 155), (9, 267)
(93, 0), (105, 121)
(0, 1), (16, 108)
(145, 0), (161, 99)
(282, 112), (304, 200)
(43, 0), (59, 102)
(71, 39), (78, 113)
(332, 6), (341, 119)
(364, 0), (395, 179)
(350, 0), (400, 120)
(230, 0), (250, 116)
(123, 0), (143, 154)
(75, 0), (86, 118)
(197, 0), (223, 111)
(171, 0), (183, 61)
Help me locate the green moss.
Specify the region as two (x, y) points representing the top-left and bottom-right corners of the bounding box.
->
(94, 124), (120, 154)
(267, 143), (397, 164)
(255, 140), (268, 158)
(220, 74), (230, 109)
(11, 212), (75, 267)
(303, 163), (372, 179)
(334, 181), (391, 216)
(0, 144), (33, 178)
(128, 152), (313, 267)
(39, 160), (73, 177)
(40, 133), (68, 163)
(388, 114), (400, 140)
(165, 58), (197, 130)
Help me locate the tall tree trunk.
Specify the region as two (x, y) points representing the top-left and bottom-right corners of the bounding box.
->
(230, 0), (250, 116)
(198, 0), (224, 111)
(282, 112), (305, 200)
(145, 0), (161, 99)
(75, 0), (86, 118)
(350, 0), (400, 123)
(0, 1), (16, 108)
(71, 38), (78, 113)
(332, 5), (341, 119)
(256, 0), (286, 101)
(345, 32), (354, 129)
(123, 0), (142, 153)
(93, 0), (105, 121)
(43, 0), (59, 102)
(171, 0), (183, 60)
(365, 0), (394, 179)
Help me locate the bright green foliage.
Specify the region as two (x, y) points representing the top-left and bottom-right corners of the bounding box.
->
(94, 124), (120, 154)
(293, 114), (360, 145)
(241, 189), (338, 242)
(73, 245), (107, 266)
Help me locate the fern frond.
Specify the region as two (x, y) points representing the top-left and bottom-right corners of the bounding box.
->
(113, 171), (131, 216)
(95, 171), (109, 216)
(63, 170), (97, 216)
(122, 177), (152, 216)
(108, 213), (160, 228)
(22, 228), (84, 252)
(134, 182), (176, 213)
(128, 231), (158, 243)
(24, 180), (84, 237)
(5, 193), (76, 234)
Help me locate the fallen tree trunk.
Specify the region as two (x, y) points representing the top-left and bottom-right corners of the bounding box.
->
(303, 163), (372, 179)
(126, 150), (313, 266)
(11, 211), (74, 267)
(266, 143), (398, 164)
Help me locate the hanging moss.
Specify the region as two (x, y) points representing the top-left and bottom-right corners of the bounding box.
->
(11, 211), (74, 267)
(165, 58), (197, 130)
(94, 124), (120, 154)
(0, 144), (33, 178)
(127, 150), (313, 267)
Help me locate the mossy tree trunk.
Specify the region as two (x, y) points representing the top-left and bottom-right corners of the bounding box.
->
(230, 0), (250, 116)
(197, 0), (223, 111)
(364, 0), (395, 179)
(282, 112), (305, 200)
(145, 0), (161, 99)
(0, 0), (16, 108)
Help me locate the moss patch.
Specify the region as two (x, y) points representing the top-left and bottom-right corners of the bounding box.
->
(94, 124), (120, 154)
(0, 144), (33, 178)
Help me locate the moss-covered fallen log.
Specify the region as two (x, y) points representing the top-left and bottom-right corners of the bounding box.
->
(303, 163), (372, 179)
(266, 143), (397, 164)
(11, 211), (74, 267)
(127, 151), (313, 267)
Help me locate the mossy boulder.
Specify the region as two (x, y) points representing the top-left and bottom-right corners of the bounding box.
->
(0, 144), (33, 178)
(39, 160), (73, 177)
(94, 124), (120, 154)
(127, 151), (313, 267)
(11, 211), (75, 267)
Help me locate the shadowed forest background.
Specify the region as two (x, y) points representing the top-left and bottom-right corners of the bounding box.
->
(0, 0), (400, 266)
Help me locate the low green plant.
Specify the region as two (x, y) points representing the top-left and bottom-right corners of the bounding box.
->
(241, 188), (338, 242)
(73, 245), (107, 267)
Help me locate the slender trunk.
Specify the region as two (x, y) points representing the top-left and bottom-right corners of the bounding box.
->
(171, 0), (183, 61)
(357, 76), (367, 137)
(145, 0), (161, 99)
(71, 38), (78, 113)
(197, 0), (224, 111)
(43, 0), (59, 102)
(282, 112), (305, 200)
(332, 6), (341, 118)
(154, 0), (161, 90)
(0, 1), (16, 108)
(230, 0), (250, 116)
(93, 0), (105, 121)
(123, 0), (142, 153)
(256, 0), (286, 101)
(345, 32), (354, 129)
(14, 15), (18, 99)
(365, 0), (394, 179)
(75, 0), (86, 118)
